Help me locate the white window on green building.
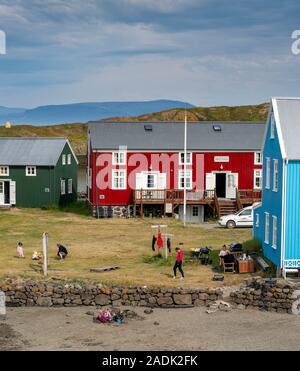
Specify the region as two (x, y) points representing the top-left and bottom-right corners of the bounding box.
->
(26, 166), (36, 176)
(61, 179), (66, 195)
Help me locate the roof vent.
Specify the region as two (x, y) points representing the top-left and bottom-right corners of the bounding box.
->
(213, 124), (222, 132)
(144, 124), (153, 132)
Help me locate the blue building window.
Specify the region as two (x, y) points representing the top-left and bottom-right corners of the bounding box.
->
(273, 160), (278, 192)
(272, 216), (277, 249)
(255, 213), (259, 228)
(266, 158), (271, 189)
(270, 113), (275, 139)
(265, 212), (270, 244)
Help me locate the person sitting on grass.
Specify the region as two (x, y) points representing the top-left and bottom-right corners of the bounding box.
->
(32, 251), (42, 260)
(57, 243), (68, 260)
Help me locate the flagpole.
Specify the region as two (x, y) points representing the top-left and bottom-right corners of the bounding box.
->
(183, 111), (187, 227)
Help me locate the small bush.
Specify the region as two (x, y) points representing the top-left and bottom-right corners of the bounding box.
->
(41, 201), (90, 216)
(242, 238), (262, 253)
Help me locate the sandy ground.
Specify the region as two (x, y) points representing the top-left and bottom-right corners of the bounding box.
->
(1, 306), (300, 351)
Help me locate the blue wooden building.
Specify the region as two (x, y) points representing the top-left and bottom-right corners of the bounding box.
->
(254, 97), (300, 276)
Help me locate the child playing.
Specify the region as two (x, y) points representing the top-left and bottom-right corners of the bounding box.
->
(17, 242), (24, 258)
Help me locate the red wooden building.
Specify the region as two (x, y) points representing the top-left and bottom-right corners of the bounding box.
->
(88, 121), (264, 220)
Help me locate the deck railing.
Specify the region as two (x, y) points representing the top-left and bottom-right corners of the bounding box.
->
(238, 189), (262, 202)
(133, 189), (215, 203)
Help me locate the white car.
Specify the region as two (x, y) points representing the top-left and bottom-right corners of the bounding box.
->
(218, 206), (254, 229)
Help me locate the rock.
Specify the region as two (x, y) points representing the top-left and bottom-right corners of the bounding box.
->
(157, 297), (173, 306)
(237, 304), (246, 310)
(173, 294), (192, 305)
(144, 309), (153, 314)
(154, 321), (160, 325)
(36, 297), (52, 307)
(95, 294), (111, 306)
(86, 311), (95, 316)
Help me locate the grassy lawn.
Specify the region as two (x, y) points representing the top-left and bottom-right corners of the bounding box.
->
(0, 208), (254, 288)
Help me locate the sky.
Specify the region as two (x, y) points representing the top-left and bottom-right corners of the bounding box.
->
(0, 0), (300, 108)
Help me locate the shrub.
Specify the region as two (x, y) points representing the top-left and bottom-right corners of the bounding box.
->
(242, 238), (262, 253)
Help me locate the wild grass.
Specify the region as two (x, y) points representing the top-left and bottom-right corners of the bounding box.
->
(0, 208), (254, 287)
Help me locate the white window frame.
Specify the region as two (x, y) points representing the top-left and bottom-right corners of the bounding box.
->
(62, 154), (66, 165)
(265, 212), (270, 244)
(179, 152), (192, 165)
(272, 216), (277, 249)
(270, 113), (275, 139)
(61, 179), (66, 195)
(254, 169), (262, 190)
(178, 170), (193, 190)
(0, 166), (9, 176)
(26, 166), (36, 177)
(67, 154), (72, 165)
(68, 179), (73, 194)
(112, 151), (126, 165)
(266, 158), (270, 189)
(273, 159), (278, 192)
(255, 213), (260, 228)
(254, 152), (262, 165)
(112, 170), (127, 190)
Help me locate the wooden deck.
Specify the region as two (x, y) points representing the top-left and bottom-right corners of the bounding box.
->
(133, 189), (261, 217)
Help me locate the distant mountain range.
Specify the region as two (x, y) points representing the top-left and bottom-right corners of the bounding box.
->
(0, 103), (269, 155)
(0, 100), (195, 126)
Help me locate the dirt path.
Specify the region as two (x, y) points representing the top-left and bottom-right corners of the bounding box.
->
(1, 306), (300, 351)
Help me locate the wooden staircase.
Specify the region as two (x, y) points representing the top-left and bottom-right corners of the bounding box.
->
(217, 199), (238, 217)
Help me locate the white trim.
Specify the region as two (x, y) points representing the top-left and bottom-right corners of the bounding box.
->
(179, 152), (192, 165)
(254, 152), (262, 165)
(272, 98), (287, 159)
(178, 169), (193, 190)
(281, 159), (287, 269)
(66, 139), (79, 165)
(112, 169), (127, 190)
(0, 166), (9, 176)
(265, 212), (270, 244)
(26, 166), (36, 177)
(284, 259), (300, 268)
(273, 159), (278, 192)
(62, 154), (66, 166)
(272, 215), (277, 249)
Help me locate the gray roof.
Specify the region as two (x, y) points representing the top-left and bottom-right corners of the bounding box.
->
(0, 138), (69, 166)
(274, 98), (300, 159)
(89, 121), (265, 151)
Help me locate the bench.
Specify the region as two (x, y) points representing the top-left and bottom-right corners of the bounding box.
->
(255, 256), (270, 271)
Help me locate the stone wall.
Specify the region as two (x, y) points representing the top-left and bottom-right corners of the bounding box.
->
(230, 278), (300, 314)
(89, 204), (133, 218)
(0, 279), (222, 308)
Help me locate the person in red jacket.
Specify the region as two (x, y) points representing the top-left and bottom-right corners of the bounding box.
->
(173, 247), (184, 279)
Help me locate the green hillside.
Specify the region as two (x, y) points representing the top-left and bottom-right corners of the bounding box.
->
(0, 103), (269, 155)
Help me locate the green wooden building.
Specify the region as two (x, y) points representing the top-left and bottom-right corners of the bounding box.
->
(0, 137), (78, 208)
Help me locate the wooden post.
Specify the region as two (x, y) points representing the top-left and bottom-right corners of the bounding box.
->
(42, 232), (48, 277)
